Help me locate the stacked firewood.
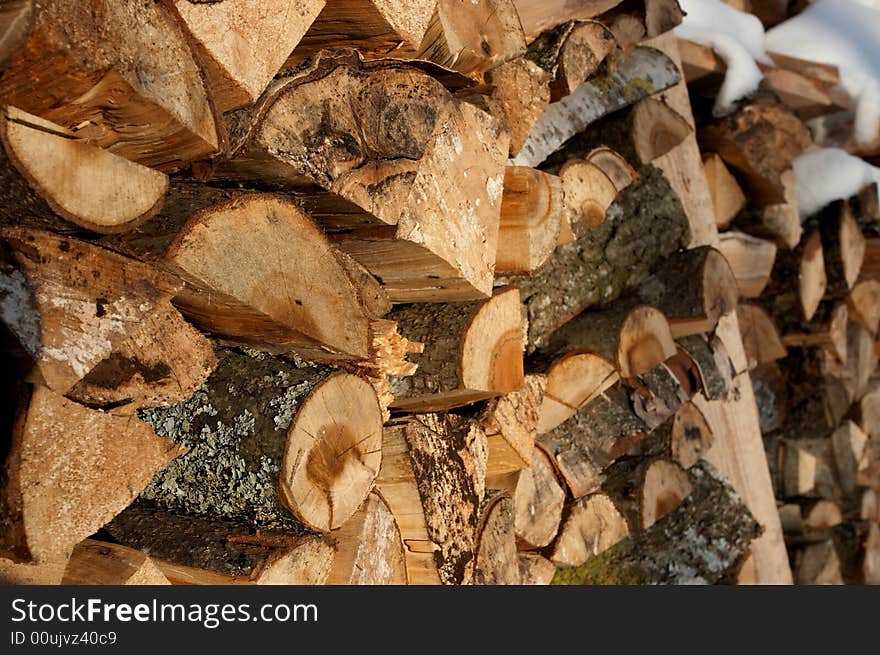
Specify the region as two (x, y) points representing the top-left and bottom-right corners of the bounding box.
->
(675, 35), (880, 583)
(0, 0), (826, 586)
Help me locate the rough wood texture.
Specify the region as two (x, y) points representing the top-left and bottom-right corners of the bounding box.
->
(602, 457), (692, 531)
(627, 362), (688, 430)
(586, 147), (637, 193)
(474, 494), (520, 584)
(677, 334), (735, 402)
(0, 0), (222, 171)
(638, 401), (715, 469)
(61, 539), (169, 585)
(557, 160), (617, 243)
(551, 492), (630, 567)
(761, 229), (826, 323)
(137, 348), (382, 532)
(376, 415), (487, 585)
(514, 0), (624, 41)
(517, 552), (556, 584)
(388, 287), (524, 410)
(552, 461), (761, 584)
(481, 375), (545, 484)
(535, 352), (619, 435)
(718, 231), (778, 300)
(513, 446), (565, 549)
(737, 303), (787, 370)
(703, 153), (746, 230)
(739, 170), (803, 250)
(0, 386), (183, 563)
(848, 280), (880, 336)
(221, 55), (508, 301)
(175, 0), (325, 113)
(813, 200), (866, 296)
(512, 164), (690, 352)
(538, 392), (646, 498)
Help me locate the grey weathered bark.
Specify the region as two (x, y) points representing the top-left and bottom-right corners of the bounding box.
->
(676, 334), (735, 401)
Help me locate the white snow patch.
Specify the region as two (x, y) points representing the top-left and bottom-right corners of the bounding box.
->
(766, 0), (880, 146)
(675, 0), (770, 115)
(793, 148), (880, 217)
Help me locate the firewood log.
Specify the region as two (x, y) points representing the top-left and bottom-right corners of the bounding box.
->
(703, 153), (746, 230)
(137, 347), (383, 532)
(0, 107), (168, 235)
(551, 493), (630, 566)
(0, 386), (183, 563)
(735, 170), (803, 250)
(104, 190), (379, 362)
(635, 246), (738, 338)
(552, 461), (761, 584)
(718, 231), (778, 299)
(0, 0), (222, 171)
(556, 159), (617, 243)
(513, 165), (690, 352)
(174, 0), (324, 113)
(781, 438), (839, 500)
(737, 303), (787, 370)
(513, 447), (565, 549)
(603, 13), (645, 60)
(326, 492), (407, 585)
(542, 303), (677, 380)
(375, 414), (487, 585)
(637, 401), (715, 469)
(811, 199), (866, 296)
(525, 20), (618, 102)
(512, 46), (681, 167)
(601, 457), (693, 532)
(760, 229), (826, 323)
(750, 362), (789, 433)
(388, 287), (524, 411)
(0, 227), (216, 405)
(474, 494), (520, 584)
(861, 489), (879, 522)
(826, 322), (878, 401)
(780, 301), (848, 364)
(514, 0), (625, 42)
(585, 147), (638, 193)
(538, 391), (646, 498)
(105, 505), (333, 585)
(517, 552), (556, 585)
(627, 361), (689, 429)
(61, 540), (169, 586)
(849, 381), (880, 440)
(533, 352), (620, 434)
(481, 375), (545, 487)
(699, 101), (813, 206)
(218, 53), (509, 301)
(495, 167), (563, 273)
(830, 420), (869, 497)
(794, 540), (844, 584)
(849, 280), (880, 337)
(676, 334), (735, 401)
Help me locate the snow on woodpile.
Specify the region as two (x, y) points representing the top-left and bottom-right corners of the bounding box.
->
(794, 148), (880, 217)
(766, 0), (880, 147)
(675, 0), (770, 115)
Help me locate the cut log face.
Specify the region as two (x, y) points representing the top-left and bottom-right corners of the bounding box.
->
(585, 147), (637, 193)
(514, 0), (624, 42)
(174, 0), (325, 113)
(62, 540), (169, 586)
(474, 494), (520, 585)
(551, 493), (630, 567)
(639, 459), (692, 528)
(496, 166), (563, 273)
(717, 231), (778, 299)
(414, 0), (526, 74)
(0, 0), (221, 171)
(326, 491), (407, 585)
(513, 447), (565, 549)
(637, 246), (739, 338)
(164, 194), (373, 360)
(802, 500), (843, 531)
(629, 97), (692, 164)
(518, 552), (556, 585)
(389, 287), (524, 411)
(482, 375), (545, 482)
(669, 402), (715, 469)
(1, 386), (183, 563)
(703, 152), (746, 230)
(0, 107), (169, 234)
(848, 280), (880, 337)
(782, 440), (837, 499)
(737, 303), (787, 370)
(536, 352), (619, 435)
(558, 160), (617, 242)
(548, 20), (617, 102)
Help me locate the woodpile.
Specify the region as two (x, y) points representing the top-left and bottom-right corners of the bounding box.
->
(3, 0), (876, 587)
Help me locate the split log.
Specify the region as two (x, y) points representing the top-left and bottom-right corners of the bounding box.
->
(676, 334), (735, 401)
(474, 494), (520, 584)
(517, 552), (556, 585)
(737, 303), (787, 370)
(0, 385), (183, 563)
(376, 414), (487, 585)
(105, 505), (333, 585)
(831, 421), (868, 497)
(388, 287), (524, 411)
(627, 362), (688, 429)
(61, 540), (169, 586)
(794, 540), (844, 585)
(602, 457), (693, 532)
(541, 303), (677, 380)
(699, 101), (813, 206)
(105, 191), (376, 361)
(635, 246), (738, 338)
(550, 493), (630, 567)
(861, 489), (879, 522)
(512, 46), (681, 167)
(850, 381), (880, 440)
(538, 392), (646, 498)
(780, 302), (848, 365)
(812, 200), (866, 296)
(556, 160), (617, 243)
(585, 147), (638, 193)
(514, 1), (625, 42)
(0, 107), (169, 235)
(849, 280), (880, 336)
(703, 153), (746, 230)
(0, 0), (222, 171)
(513, 447), (565, 549)
(138, 348), (383, 532)
(781, 438), (839, 500)
(737, 169), (803, 250)
(326, 492), (408, 585)
(603, 13), (645, 60)
(219, 55), (509, 301)
(750, 362), (788, 433)
(495, 167), (563, 273)
(481, 375), (545, 487)
(637, 401), (715, 469)
(552, 461), (761, 584)
(760, 229), (826, 322)
(412, 0), (526, 74)
(175, 0), (324, 113)
(534, 352), (619, 435)
(717, 231), (778, 299)
(290, 0), (436, 65)
(512, 164), (690, 352)
(0, 227), (201, 397)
